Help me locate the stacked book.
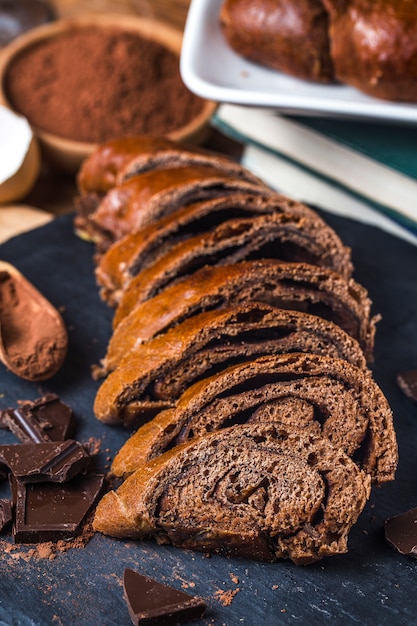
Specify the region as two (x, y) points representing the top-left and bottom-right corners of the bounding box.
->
(212, 105), (417, 245)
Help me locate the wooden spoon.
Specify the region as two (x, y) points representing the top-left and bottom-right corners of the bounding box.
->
(0, 261), (68, 381)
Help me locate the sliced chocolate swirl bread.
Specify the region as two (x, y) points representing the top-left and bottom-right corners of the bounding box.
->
(96, 193), (352, 307)
(75, 165), (269, 249)
(77, 137), (396, 566)
(112, 212), (353, 327)
(105, 260), (377, 369)
(109, 352), (397, 485)
(77, 136), (178, 195)
(77, 135), (263, 196)
(94, 303), (366, 411)
(93, 422), (371, 564)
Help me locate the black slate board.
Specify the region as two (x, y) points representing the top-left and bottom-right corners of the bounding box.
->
(0, 211), (417, 626)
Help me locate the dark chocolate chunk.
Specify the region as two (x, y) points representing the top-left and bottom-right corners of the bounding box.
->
(26, 394), (74, 441)
(385, 506), (417, 556)
(0, 406), (50, 443)
(397, 370), (417, 404)
(11, 473), (105, 543)
(123, 568), (207, 626)
(0, 441), (90, 483)
(0, 394), (73, 443)
(0, 499), (12, 533)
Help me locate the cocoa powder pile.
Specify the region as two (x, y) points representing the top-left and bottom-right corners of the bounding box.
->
(0, 268), (67, 381)
(5, 26), (205, 143)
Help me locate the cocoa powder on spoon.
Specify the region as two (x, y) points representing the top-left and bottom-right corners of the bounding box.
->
(0, 262), (67, 381)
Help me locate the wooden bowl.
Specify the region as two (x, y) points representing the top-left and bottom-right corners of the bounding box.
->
(0, 13), (217, 174)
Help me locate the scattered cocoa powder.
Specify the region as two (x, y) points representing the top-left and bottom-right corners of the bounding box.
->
(0, 514), (96, 563)
(5, 26), (205, 143)
(214, 587), (240, 606)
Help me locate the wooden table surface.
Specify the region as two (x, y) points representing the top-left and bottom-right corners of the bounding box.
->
(0, 0), (241, 243)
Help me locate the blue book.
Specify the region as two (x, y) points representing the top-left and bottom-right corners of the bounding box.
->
(212, 105), (417, 236)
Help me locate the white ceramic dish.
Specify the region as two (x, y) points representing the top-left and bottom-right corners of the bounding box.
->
(180, 0), (417, 124)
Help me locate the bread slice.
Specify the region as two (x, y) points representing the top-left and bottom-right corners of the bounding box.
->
(93, 422), (371, 564)
(108, 351), (397, 485)
(75, 164), (269, 249)
(95, 303), (366, 407)
(105, 260), (377, 369)
(96, 192), (352, 307)
(76, 135), (263, 195)
(112, 212), (353, 326)
(77, 136), (178, 195)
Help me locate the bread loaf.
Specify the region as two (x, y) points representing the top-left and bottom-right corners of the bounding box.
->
(220, 0), (334, 82)
(93, 422), (371, 564)
(221, 0), (417, 102)
(75, 136), (397, 563)
(323, 0), (417, 102)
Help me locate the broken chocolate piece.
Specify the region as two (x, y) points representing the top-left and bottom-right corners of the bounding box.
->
(0, 394), (73, 443)
(28, 393), (74, 441)
(397, 370), (417, 404)
(123, 568), (207, 626)
(0, 441), (90, 483)
(11, 473), (105, 543)
(0, 499), (12, 533)
(0, 394), (104, 544)
(24, 394), (74, 441)
(0, 406), (49, 443)
(385, 506), (417, 557)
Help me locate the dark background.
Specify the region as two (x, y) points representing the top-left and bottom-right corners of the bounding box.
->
(0, 210), (416, 625)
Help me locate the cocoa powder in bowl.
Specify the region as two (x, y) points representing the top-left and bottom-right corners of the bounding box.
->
(3, 24), (205, 144)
